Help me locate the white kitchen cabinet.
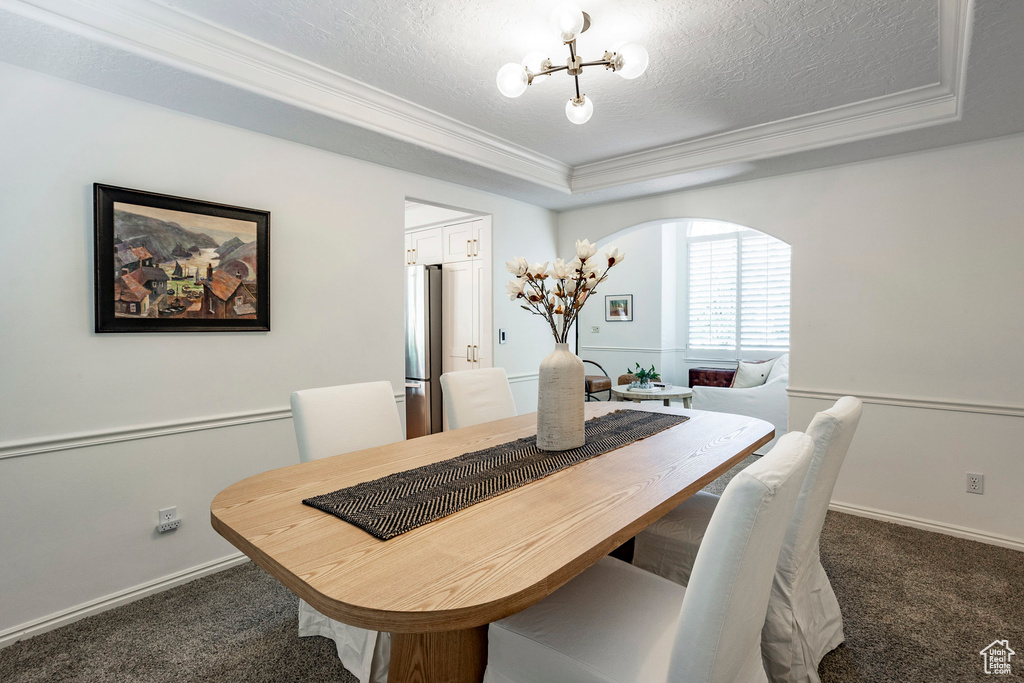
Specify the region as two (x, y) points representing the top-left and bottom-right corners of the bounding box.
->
(442, 219), (487, 263)
(405, 227), (444, 265)
(441, 217), (492, 373)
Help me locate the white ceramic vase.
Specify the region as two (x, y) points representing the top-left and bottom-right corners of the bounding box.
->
(536, 343), (586, 451)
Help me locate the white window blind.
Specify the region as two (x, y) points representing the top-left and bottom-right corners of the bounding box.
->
(740, 236), (791, 350)
(687, 230), (791, 355)
(688, 238), (737, 349)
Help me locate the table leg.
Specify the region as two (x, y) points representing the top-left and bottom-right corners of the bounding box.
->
(389, 625), (488, 683)
(683, 396), (692, 408)
(663, 398), (671, 407)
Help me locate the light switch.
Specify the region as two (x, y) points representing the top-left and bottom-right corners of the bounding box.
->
(499, 329), (507, 344)
(591, 326), (600, 334)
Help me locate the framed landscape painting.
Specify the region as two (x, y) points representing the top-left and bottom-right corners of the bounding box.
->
(94, 184), (270, 332)
(605, 294), (633, 322)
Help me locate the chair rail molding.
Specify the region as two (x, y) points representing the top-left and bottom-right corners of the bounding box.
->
(787, 387), (1024, 418)
(579, 346), (685, 354)
(2, 0), (972, 197)
(506, 372), (540, 384)
(0, 392), (406, 460)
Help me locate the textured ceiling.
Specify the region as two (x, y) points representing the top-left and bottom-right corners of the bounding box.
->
(162, 0), (939, 165)
(2, 0), (1023, 210)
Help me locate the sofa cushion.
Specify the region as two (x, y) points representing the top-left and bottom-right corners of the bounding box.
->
(732, 358), (778, 388)
(766, 353), (790, 383)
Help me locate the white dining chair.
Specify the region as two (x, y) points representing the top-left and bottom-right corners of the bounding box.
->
(439, 367), (517, 429)
(632, 396), (863, 683)
(290, 381), (404, 683)
(483, 431), (815, 683)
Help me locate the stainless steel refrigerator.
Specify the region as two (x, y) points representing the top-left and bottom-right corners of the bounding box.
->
(405, 264), (443, 438)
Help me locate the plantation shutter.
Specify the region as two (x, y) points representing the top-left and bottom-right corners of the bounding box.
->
(688, 238), (737, 349)
(740, 236), (791, 350)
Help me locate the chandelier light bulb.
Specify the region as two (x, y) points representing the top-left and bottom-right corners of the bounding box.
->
(522, 52), (550, 85)
(496, 8), (648, 125)
(496, 62), (529, 97)
(565, 95), (593, 124)
(550, 3), (585, 42)
(613, 42), (649, 80)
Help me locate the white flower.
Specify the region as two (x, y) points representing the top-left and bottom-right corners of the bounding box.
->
(505, 256), (529, 277)
(575, 239), (597, 261)
(583, 262), (603, 280)
(568, 257), (584, 274)
(527, 261), (550, 279)
(584, 275), (600, 290)
(564, 278), (579, 295)
(505, 279), (525, 300)
(549, 258), (570, 279)
(604, 246), (625, 268)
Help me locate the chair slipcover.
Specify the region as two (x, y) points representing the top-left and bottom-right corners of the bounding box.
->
(439, 367), (516, 429)
(633, 396), (863, 683)
(483, 432), (815, 683)
(290, 381), (404, 683)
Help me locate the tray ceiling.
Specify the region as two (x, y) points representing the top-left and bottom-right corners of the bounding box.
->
(164, 0), (940, 166)
(2, 0), (1022, 209)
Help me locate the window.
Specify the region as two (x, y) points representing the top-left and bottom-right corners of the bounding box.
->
(686, 221), (790, 358)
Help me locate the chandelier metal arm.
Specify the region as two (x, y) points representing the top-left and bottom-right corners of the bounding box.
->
(496, 6), (648, 123)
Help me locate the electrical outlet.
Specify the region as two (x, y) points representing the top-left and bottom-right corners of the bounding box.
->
(157, 506), (181, 533)
(591, 326), (600, 333)
(498, 328), (507, 344)
(966, 473), (984, 495)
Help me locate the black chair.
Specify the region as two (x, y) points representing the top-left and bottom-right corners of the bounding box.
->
(583, 360), (612, 401)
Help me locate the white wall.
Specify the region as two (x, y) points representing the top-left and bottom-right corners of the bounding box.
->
(0, 61), (556, 642)
(559, 133), (1024, 549)
(576, 224), (676, 384)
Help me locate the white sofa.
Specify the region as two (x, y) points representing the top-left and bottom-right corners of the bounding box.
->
(691, 354), (789, 454)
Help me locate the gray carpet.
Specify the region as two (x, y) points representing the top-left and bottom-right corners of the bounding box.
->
(2, 457), (1021, 682)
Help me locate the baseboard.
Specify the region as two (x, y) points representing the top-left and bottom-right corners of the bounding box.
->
(828, 501), (1024, 552)
(0, 552), (249, 650)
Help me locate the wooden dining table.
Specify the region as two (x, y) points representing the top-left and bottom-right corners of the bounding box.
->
(210, 403), (773, 683)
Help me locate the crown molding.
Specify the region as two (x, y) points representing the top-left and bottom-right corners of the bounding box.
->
(3, 0), (972, 197)
(1, 0), (573, 192)
(571, 0), (973, 193)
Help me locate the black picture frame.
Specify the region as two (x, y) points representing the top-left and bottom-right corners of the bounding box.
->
(94, 184), (270, 333)
(605, 294), (633, 322)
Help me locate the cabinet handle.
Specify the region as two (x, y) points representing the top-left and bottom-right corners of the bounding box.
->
(466, 345), (471, 361)
(466, 240), (471, 257)
(473, 345), (478, 362)
(472, 239), (478, 257)
(412, 248), (416, 263)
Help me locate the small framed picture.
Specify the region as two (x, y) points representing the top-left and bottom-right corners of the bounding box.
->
(94, 184), (270, 333)
(605, 294), (633, 322)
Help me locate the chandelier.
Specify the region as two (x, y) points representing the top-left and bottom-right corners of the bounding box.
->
(496, 4), (649, 124)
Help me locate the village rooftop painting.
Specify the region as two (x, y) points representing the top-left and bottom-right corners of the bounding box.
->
(94, 185), (270, 332)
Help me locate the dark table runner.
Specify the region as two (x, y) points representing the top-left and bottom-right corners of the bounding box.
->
(303, 409), (689, 540)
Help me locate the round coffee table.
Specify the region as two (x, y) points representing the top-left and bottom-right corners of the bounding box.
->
(611, 384), (693, 408)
